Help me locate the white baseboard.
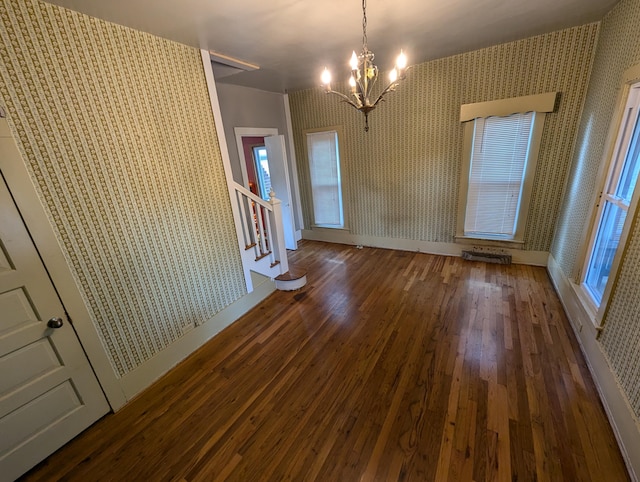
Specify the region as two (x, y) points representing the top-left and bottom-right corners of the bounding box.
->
(301, 229), (549, 266)
(118, 273), (276, 404)
(547, 254), (639, 482)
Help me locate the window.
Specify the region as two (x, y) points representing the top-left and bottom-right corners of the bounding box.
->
(305, 129), (344, 228)
(252, 146), (272, 201)
(464, 112), (534, 238)
(457, 92), (557, 245)
(581, 83), (640, 311)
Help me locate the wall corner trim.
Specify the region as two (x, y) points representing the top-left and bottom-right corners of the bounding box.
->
(283, 93), (305, 233)
(200, 49), (254, 293)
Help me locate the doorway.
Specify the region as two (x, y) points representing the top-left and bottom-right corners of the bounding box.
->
(235, 128), (297, 250)
(240, 136), (270, 200)
(0, 120), (109, 480)
(252, 145), (272, 201)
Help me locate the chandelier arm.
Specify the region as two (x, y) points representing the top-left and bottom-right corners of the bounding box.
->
(368, 70), (379, 97)
(355, 78), (366, 101)
(370, 83), (399, 108)
(370, 65), (413, 107)
(325, 89), (361, 109)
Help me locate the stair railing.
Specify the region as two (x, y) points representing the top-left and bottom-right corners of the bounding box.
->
(233, 182), (288, 281)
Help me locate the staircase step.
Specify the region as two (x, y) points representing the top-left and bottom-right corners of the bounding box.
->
(274, 266), (307, 291)
(254, 251), (272, 262)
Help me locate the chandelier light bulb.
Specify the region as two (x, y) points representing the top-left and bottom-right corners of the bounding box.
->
(321, 67), (332, 85)
(350, 51), (359, 70)
(389, 68), (398, 82)
(396, 50), (407, 70)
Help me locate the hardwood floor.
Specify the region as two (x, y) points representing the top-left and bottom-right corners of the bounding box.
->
(21, 241), (629, 481)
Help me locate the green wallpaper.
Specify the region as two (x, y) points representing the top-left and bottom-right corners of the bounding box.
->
(289, 24), (598, 251)
(552, 0), (640, 419)
(602, 211), (640, 417)
(0, 0), (246, 377)
(551, 1), (640, 278)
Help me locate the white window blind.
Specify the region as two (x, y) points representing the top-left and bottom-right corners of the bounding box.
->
(306, 131), (343, 227)
(464, 112), (534, 238)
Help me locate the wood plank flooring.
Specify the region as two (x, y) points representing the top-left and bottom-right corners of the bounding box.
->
(21, 241), (630, 481)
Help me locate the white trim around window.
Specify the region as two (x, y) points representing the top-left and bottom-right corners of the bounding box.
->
(303, 126), (348, 230)
(456, 92), (557, 247)
(578, 63), (640, 329)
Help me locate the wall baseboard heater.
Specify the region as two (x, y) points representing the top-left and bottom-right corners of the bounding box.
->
(461, 250), (512, 265)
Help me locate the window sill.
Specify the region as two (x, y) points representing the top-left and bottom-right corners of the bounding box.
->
(570, 281), (602, 330)
(311, 225), (350, 232)
(454, 235), (525, 250)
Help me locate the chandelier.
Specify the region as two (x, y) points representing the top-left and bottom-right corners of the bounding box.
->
(321, 0), (408, 132)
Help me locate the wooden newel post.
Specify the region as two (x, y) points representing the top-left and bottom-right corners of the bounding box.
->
(269, 190), (289, 274)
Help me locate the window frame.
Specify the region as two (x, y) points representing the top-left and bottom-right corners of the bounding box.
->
(456, 92), (557, 247)
(251, 145), (271, 201)
(303, 126), (347, 230)
(578, 64), (640, 328)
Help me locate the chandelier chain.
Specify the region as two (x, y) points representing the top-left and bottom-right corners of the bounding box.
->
(362, 0), (368, 51)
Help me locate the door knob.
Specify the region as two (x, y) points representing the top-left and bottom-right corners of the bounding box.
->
(47, 317), (64, 329)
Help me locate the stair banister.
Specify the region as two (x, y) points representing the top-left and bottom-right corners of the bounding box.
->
(231, 181), (289, 290)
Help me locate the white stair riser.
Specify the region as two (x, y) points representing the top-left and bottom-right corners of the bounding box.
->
(275, 275), (307, 291)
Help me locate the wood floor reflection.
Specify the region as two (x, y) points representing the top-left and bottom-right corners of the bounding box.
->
(21, 240), (630, 481)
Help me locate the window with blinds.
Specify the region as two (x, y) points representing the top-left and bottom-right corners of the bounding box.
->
(306, 130), (344, 228)
(464, 112), (535, 238)
(457, 92), (555, 246)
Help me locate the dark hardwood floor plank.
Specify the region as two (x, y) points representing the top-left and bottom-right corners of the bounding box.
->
(19, 241), (630, 482)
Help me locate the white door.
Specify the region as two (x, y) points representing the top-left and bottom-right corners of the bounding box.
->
(265, 135), (297, 250)
(0, 174), (109, 480)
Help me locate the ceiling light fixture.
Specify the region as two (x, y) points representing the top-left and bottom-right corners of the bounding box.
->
(321, 0), (409, 132)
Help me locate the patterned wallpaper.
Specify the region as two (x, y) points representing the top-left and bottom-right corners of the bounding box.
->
(0, 0), (246, 377)
(602, 214), (640, 416)
(289, 24), (598, 252)
(551, 2), (640, 278)
(551, 0), (640, 419)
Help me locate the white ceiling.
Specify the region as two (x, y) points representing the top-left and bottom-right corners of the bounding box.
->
(45, 0), (619, 93)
